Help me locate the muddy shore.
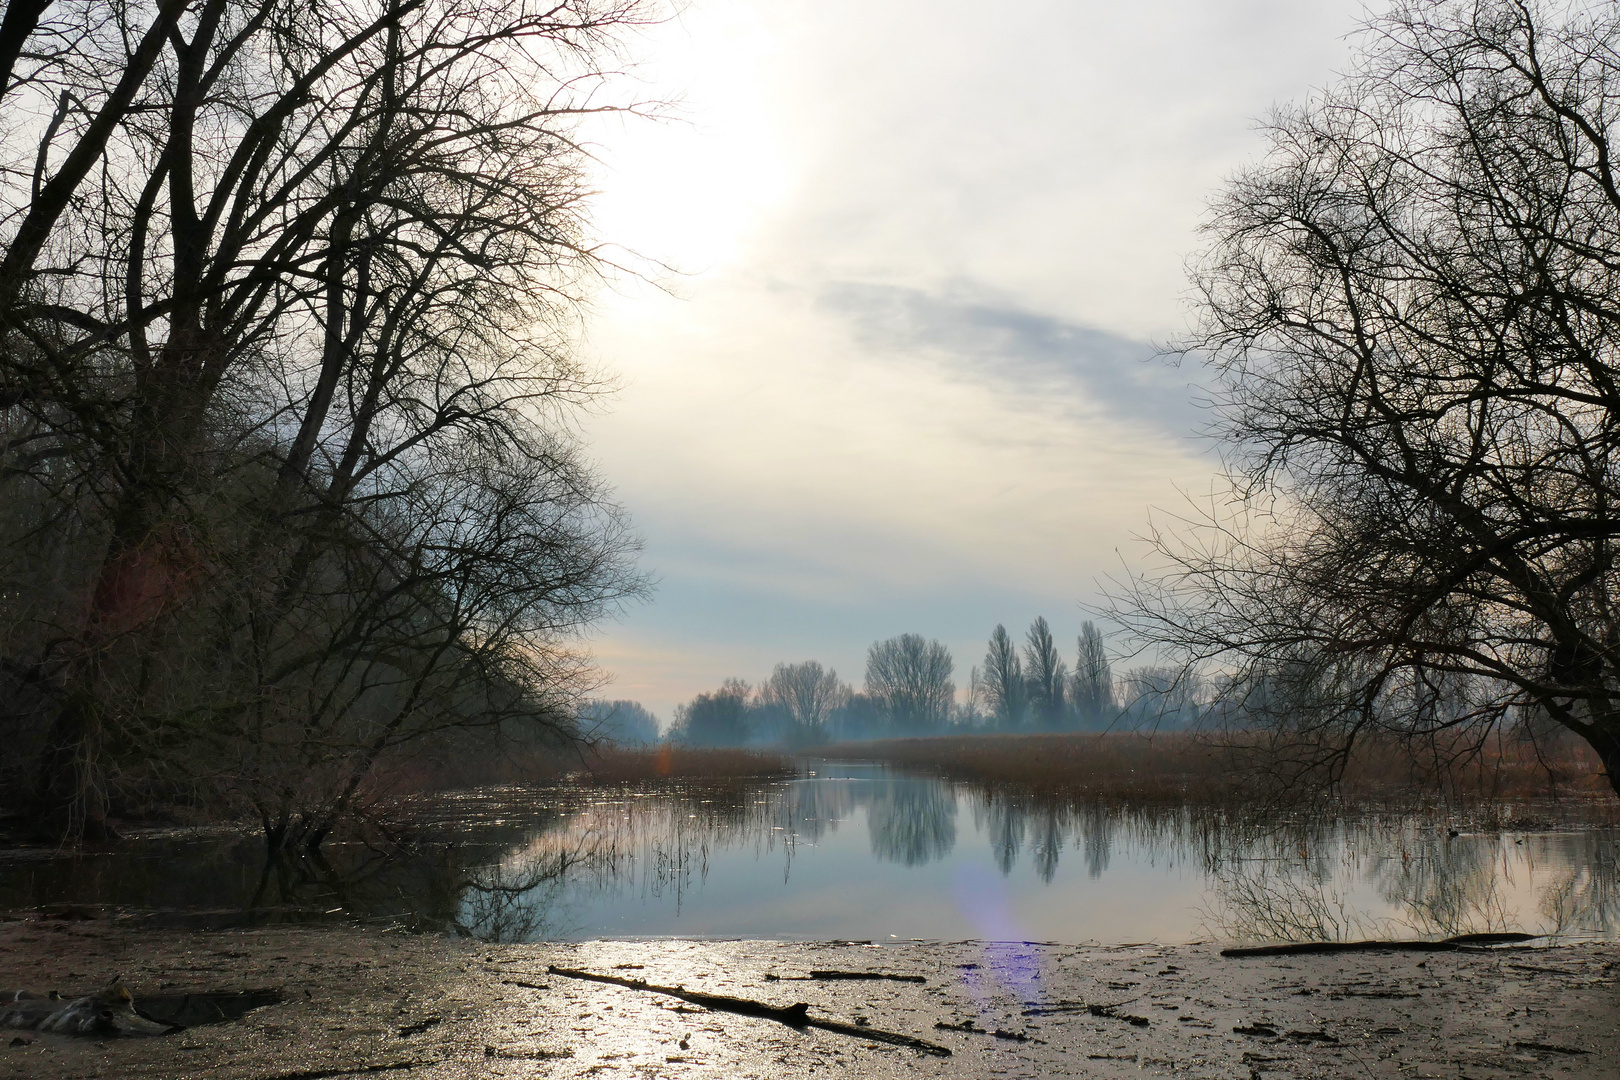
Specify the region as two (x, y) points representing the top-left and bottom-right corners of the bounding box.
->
(1, 915), (1614, 1079)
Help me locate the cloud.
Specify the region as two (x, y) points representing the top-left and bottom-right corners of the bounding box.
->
(816, 281), (1213, 442)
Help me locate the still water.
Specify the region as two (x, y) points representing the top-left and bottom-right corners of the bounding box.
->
(3, 764), (1617, 945)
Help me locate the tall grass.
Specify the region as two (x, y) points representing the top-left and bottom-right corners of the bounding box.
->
(816, 730), (1613, 808)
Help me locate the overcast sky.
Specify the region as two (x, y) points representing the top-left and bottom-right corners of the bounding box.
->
(573, 0), (1370, 723)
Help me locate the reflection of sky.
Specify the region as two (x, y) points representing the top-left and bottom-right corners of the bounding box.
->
(458, 771), (1620, 944)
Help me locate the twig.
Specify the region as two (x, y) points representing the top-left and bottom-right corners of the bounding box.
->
(934, 1018), (1034, 1042)
(1021, 998), (1150, 1026)
(808, 970), (926, 984)
(545, 965), (950, 1056)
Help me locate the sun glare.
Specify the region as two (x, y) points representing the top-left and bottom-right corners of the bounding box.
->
(587, 8), (794, 282)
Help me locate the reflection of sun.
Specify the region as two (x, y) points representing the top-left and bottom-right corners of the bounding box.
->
(587, 9), (793, 282)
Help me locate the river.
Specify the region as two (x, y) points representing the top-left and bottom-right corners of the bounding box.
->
(2, 763), (1615, 945)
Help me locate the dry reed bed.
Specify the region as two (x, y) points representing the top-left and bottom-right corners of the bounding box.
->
(816, 731), (1616, 810)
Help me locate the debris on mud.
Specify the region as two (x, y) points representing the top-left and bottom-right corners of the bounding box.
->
(0, 919), (1614, 1078)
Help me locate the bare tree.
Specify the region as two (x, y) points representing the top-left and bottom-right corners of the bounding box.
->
(0, 0), (657, 842)
(759, 661), (848, 745)
(669, 679), (753, 747)
(1118, 666), (1204, 731)
(1024, 616), (1067, 729)
(1117, 0), (1620, 794)
(981, 624), (1026, 730)
(865, 634), (954, 734)
(580, 700), (660, 747)
(1070, 620), (1114, 727)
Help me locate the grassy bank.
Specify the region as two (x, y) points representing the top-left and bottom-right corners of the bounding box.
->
(815, 730), (1614, 806)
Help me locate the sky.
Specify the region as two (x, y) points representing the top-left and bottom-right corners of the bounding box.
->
(572, 0), (1370, 724)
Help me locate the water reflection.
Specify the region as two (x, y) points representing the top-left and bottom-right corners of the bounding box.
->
(2, 770), (1616, 945)
(463, 770), (1620, 943)
(869, 780), (957, 866)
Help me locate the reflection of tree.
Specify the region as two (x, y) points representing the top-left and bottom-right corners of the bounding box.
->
(866, 780), (957, 866)
(1204, 862), (1386, 945)
(10, 776), (1616, 946)
(1032, 809), (1063, 884)
(445, 789), (1620, 943)
(457, 846), (586, 942)
(1531, 833), (1620, 938)
(244, 843), (471, 930)
(1082, 806), (1113, 880)
(773, 779), (855, 845)
(1373, 834), (1513, 939)
(970, 795), (1066, 880)
(981, 800), (1026, 875)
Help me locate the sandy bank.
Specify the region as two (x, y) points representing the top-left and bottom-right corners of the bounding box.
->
(1, 916), (1614, 1078)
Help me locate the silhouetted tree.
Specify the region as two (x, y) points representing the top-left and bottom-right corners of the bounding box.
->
(1024, 616), (1068, 730)
(0, 0), (655, 842)
(580, 700), (660, 746)
(1071, 620), (1115, 728)
(670, 680), (754, 747)
(1120, 0), (1620, 795)
(865, 634), (955, 733)
(981, 625), (1027, 730)
(759, 661), (848, 746)
(828, 692), (886, 741)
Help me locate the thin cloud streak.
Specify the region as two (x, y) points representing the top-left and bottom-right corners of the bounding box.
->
(818, 281), (1213, 442)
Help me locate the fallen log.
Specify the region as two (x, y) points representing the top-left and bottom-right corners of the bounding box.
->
(1220, 932), (1538, 958)
(545, 965), (950, 1056)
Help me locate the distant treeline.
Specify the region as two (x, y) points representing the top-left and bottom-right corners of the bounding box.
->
(597, 619), (1215, 749)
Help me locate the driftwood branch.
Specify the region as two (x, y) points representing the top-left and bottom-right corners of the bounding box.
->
(1220, 932), (1538, 958)
(1514, 1040), (1590, 1056)
(545, 965), (950, 1057)
(1021, 999), (1151, 1026)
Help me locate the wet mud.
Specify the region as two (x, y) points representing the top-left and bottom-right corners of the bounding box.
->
(1, 915), (1615, 1078)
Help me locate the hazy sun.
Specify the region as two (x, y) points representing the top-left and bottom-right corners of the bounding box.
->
(586, 6), (795, 283)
